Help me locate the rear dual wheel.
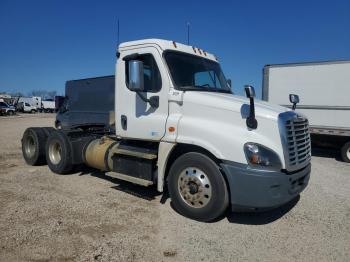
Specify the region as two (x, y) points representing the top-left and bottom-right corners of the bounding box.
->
(45, 131), (73, 174)
(22, 127), (55, 165)
(168, 152), (229, 222)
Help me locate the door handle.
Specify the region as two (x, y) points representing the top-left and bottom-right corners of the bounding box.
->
(121, 115), (127, 130)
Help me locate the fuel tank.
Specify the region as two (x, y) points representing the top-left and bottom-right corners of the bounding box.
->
(84, 136), (118, 171)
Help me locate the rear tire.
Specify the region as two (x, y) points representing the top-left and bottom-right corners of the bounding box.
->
(31, 109), (36, 114)
(341, 142), (350, 163)
(7, 110), (14, 116)
(46, 131), (73, 174)
(167, 152), (229, 222)
(22, 128), (47, 165)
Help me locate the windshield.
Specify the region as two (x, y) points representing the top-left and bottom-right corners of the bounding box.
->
(164, 51), (231, 93)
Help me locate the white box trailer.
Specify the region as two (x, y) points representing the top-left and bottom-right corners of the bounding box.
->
(262, 60), (350, 162)
(17, 96), (42, 109)
(41, 100), (56, 113)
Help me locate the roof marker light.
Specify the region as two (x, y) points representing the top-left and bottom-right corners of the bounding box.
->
(172, 41), (177, 48)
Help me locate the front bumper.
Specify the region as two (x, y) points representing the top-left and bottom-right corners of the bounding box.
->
(220, 162), (311, 211)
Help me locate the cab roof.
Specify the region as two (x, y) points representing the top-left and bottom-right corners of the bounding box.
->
(118, 38), (218, 62)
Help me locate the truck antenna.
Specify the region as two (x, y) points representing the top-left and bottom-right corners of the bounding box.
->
(117, 19), (120, 48)
(187, 22), (190, 45)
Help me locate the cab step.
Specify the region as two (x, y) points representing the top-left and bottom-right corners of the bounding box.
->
(114, 144), (157, 160)
(106, 171), (154, 187)
(110, 143), (158, 184)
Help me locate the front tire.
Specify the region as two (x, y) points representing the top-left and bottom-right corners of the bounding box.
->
(168, 152), (229, 222)
(46, 131), (73, 174)
(341, 142), (350, 163)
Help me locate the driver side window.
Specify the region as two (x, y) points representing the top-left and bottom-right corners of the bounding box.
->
(125, 54), (162, 93)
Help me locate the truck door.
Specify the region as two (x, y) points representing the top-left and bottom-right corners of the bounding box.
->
(116, 47), (169, 141)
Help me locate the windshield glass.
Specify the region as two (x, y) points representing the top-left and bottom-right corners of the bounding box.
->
(164, 51), (231, 93)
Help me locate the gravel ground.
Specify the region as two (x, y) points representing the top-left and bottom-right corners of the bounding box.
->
(0, 114), (349, 262)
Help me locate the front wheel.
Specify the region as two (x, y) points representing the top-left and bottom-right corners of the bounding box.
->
(168, 152), (229, 222)
(341, 142), (350, 163)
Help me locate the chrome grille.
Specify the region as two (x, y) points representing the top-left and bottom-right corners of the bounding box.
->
(279, 112), (311, 171)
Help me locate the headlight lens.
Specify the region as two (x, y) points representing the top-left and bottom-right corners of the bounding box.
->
(244, 143), (282, 171)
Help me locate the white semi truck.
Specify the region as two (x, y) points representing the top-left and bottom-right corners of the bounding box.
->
(263, 60), (350, 162)
(21, 39), (311, 221)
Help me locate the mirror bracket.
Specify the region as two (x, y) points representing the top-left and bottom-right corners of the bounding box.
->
(244, 85), (258, 129)
(136, 91), (159, 108)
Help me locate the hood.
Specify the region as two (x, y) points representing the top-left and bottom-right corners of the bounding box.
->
(183, 91), (289, 120)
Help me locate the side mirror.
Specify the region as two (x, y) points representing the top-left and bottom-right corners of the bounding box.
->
(245, 85), (256, 98)
(128, 60), (144, 92)
(227, 79), (232, 88)
(289, 94), (299, 110)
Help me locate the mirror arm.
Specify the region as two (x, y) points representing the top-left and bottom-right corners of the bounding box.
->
(246, 97), (258, 129)
(136, 91), (148, 103)
(136, 91), (159, 108)
(244, 85), (258, 129)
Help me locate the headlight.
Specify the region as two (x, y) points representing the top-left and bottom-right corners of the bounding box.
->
(244, 142), (282, 171)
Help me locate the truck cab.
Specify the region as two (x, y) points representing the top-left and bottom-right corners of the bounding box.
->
(21, 39), (311, 221)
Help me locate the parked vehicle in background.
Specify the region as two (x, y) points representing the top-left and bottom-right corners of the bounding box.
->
(17, 102), (37, 113)
(21, 39), (311, 221)
(0, 99), (16, 116)
(55, 76), (115, 129)
(262, 60), (350, 162)
(17, 96), (42, 110)
(41, 100), (56, 113)
(0, 94), (13, 105)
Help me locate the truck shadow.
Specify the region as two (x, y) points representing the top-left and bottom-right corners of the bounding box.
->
(311, 147), (343, 162)
(77, 167), (161, 201)
(225, 196), (300, 225)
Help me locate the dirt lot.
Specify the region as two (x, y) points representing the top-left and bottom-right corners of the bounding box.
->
(0, 114), (349, 262)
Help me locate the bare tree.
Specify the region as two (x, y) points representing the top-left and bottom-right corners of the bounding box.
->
(47, 91), (57, 100)
(30, 90), (57, 100)
(10, 92), (24, 97)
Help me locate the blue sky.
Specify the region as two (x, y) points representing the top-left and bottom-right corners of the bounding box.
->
(0, 0), (349, 98)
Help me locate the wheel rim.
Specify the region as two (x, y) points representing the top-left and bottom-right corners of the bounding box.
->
(49, 140), (62, 165)
(178, 167), (212, 208)
(24, 135), (36, 158)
